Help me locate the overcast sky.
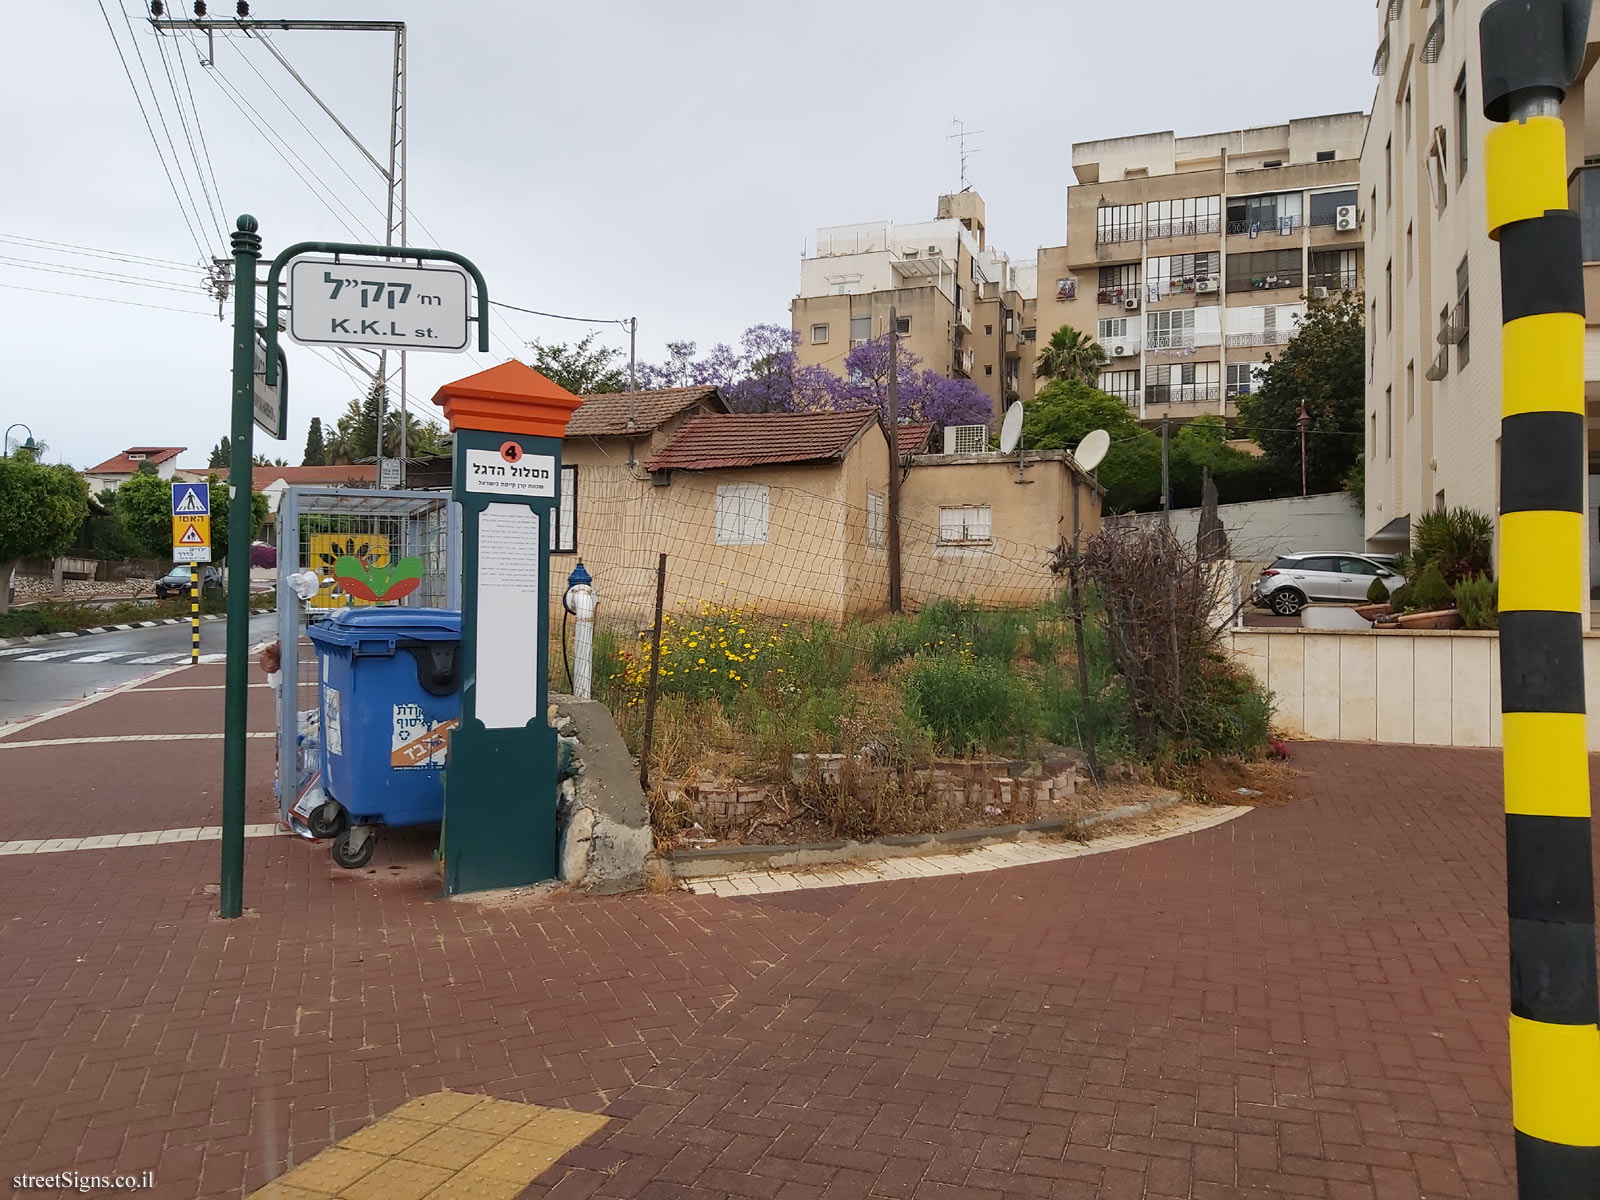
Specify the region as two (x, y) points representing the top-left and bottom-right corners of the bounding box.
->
(2, 1), (1375, 471)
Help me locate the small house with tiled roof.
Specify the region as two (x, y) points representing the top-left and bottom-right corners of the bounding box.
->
(82, 446), (193, 493)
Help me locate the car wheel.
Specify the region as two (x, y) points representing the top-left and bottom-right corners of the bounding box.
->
(305, 800), (348, 840)
(332, 829), (375, 869)
(1270, 588), (1306, 616)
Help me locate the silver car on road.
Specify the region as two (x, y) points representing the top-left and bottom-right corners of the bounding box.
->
(1252, 551), (1406, 616)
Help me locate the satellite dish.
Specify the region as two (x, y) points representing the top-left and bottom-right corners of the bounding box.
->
(1074, 429), (1110, 473)
(998, 402), (1024, 454)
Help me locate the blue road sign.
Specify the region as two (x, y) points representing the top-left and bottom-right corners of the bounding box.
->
(172, 482), (210, 516)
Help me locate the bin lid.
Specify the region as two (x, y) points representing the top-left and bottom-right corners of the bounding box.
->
(307, 607), (461, 648)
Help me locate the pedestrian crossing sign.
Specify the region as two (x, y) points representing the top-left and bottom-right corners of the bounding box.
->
(172, 481), (212, 564)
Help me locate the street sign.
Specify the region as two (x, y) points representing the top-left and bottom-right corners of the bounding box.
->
(379, 458), (402, 488)
(287, 257), (471, 352)
(252, 336), (288, 440)
(172, 481), (212, 564)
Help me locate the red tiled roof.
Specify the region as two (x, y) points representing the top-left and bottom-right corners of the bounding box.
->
(897, 423), (934, 455)
(84, 446), (185, 475)
(644, 410), (879, 472)
(213, 465), (377, 488)
(566, 386), (726, 438)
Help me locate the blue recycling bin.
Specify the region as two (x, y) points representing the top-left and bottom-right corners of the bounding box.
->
(306, 608), (462, 835)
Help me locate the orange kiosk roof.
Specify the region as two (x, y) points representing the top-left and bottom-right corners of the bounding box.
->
(431, 360), (583, 439)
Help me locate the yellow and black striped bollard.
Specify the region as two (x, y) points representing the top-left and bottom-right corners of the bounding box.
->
(190, 563), (200, 666)
(1482, 2), (1600, 1193)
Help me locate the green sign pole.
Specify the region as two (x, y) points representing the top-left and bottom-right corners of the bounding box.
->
(220, 214), (260, 919)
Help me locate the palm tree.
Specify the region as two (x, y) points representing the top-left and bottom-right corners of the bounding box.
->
(1034, 325), (1109, 385)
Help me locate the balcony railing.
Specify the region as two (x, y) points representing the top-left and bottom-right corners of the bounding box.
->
(1095, 226), (1143, 246)
(1146, 216), (1222, 239)
(1226, 271), (1303, 294)
(1146, 330), (1195, 351)
(1308, 269), (1359, 293)
(1225, 329), (1294, 348)
(1151, 275), (1221, 297)
(1145, 383), (1222, 406)
(1096, 285), (1139, 305)
(1227, 216), (1302, 236)
(1104, 389), (1140, 409)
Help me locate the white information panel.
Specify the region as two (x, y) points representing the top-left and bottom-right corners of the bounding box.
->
(288, 257), (471, 351)
(475, 503), (542, 729)
(463, 448), (556, 498)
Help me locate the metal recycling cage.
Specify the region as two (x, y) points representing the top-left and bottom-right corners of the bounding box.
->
(274, 486), (461, 829)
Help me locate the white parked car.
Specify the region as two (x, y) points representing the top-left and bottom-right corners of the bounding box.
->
(1251, 551), (1406, 616)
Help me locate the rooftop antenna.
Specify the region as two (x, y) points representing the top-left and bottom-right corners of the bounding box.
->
(947, 119), (986, 192)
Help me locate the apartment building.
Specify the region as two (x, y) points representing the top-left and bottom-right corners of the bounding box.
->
(1036, 115), (1367, 423)
(1362, 0), (1600, 602)
(791, 191), (1037, 421)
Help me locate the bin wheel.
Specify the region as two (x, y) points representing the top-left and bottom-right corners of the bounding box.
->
(332, 829), (375, 869)
(306, 801), (348, 840)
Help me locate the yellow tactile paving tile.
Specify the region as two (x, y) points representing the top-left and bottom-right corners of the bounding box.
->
(247, 1091), (608, 1200)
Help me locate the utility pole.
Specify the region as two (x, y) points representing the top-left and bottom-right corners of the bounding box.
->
(626, 316), (638, 469)
(1160, 416), (1171, 526)
(1480, 2), (1600, 1195)
(887, 307), (903, 613)
(1298, 401), (1310, 497)
(148, 14), (408, 479)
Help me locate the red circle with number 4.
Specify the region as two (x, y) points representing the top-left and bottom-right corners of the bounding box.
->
(499, 441), (523, 464)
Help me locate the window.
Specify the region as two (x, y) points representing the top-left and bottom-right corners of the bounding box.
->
(1226, 362), (1262, 397)
(1226, 192), (1304, 235)
(1096, 263), (1140, 303)
(970, 258), (978, 282)
(1340, 557), (1379, 576)
(1316, 150), (1336, 162)
(1310, 249), (1359, 292)
(1385, 260), (1393, 331)
(1225, 249), (1302, 293)
(1146, 308), (1196, 350)
(1405, 223), (1414, 280)
(1262, 159), (1283, 169)
(715, 484), (769, 546)
(1406, 361), (1416, 418)
(895, 315), (911, 335)
(1385, 385), (1392, 459)
(984, 324), (993, 336)
(866, 491), (886, 549)
(1147, 252), (1220, 295)
(849, 315), (871, 346)
(984, 364), (993, 375)
(811, 323), (829, 344)
(1147, 361), (1221, 404)
(1145, 196), (1220, 238)
(1456, 255), (1471, 369)
(1455, 70), (1470, 182)
(1385, 138), (1392, 208)
(1404, 86), (1412, 145)
(1097, 317), (1129, 342)
(1096, 203), (1142, 245)
(1098, 369), (1140, 405)
(938, 505), (992, 545)
(1370, 411), (1377, 456)
(550, 465), (577, 553)
(1309, 188), (1359, 226)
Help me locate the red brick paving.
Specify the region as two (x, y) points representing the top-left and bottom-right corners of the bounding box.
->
(0, 673), (1549, 1198)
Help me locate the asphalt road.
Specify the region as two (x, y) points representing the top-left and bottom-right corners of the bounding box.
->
(0, 611), (279, 725)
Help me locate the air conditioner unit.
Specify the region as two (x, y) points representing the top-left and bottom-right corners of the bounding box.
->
(927, 244), (941, 255)
(1311, 286), (1331, 301)
(1123, 297), (1140, 311)
(1335, 205), (1359, 232)
(1112, 344), (1134, 358)
(943, 424), (990, 455)
(1196, 279), (1218, 293)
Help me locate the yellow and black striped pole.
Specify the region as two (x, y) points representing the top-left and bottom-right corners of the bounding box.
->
(1482, 2), (1599, 1193)
(190, 564), (200, 666)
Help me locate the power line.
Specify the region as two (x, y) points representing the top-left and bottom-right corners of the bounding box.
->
(0, 234), (198, 272)
(114, 0), (217, 254)
(149, 16), (227, 245)
(489, 299), (630, 327)
(94, 0), (209, 260)
(0, 256), (210, 294)
(0, 281), (213, 316)
(170, 24), (229, 229)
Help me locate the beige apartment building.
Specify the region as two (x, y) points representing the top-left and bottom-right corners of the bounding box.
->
(790, 191), (1037, 423)
(1036, 115), (1367, 424)
(1363, 0), (1600, 602)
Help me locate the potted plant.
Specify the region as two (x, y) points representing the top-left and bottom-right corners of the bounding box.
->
(1355, 576), (1391, 622)
(1393, 563), (1463, 630)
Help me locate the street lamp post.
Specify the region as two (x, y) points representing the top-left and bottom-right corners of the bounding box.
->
(2, 423), (37, 457)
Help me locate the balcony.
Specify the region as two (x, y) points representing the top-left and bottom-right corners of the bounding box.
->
(957, 305), (973, 332)
(1227, 216), (1302, 237)
(954, 348), (975, 376)
(1145, 383), (1222, 406)
(1152, 275), (1221, 298)
(1095, 226), (1142, 246)
(1146, 216), (1222, 240)
(1225, 329), (1294, 349)
(1096, 285), (1139, 306)
(1225, 271), (1303, 295)
(1308, 269), (1359, 294)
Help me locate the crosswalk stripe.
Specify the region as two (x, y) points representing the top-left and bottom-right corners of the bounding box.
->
(71, 653), (120, 664)
(15, 650), (80, 662)
(0, 823), (281, 856)
(0, 732), (274, 750)
(128, 653), (185, 664)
